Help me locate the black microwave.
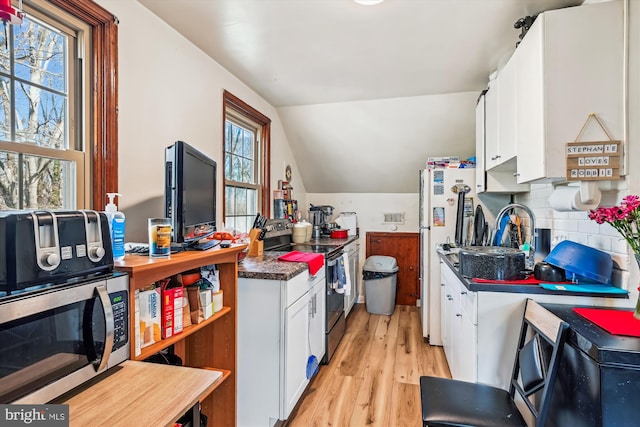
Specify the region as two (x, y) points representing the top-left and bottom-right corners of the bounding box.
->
(0, 273), (129, 403)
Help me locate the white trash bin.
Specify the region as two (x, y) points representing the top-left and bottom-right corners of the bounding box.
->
(363, 256), (399, 315)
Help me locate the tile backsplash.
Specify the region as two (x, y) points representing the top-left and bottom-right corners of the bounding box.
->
(517, 184), (635, 290)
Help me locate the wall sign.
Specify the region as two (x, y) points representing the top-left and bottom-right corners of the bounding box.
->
(566, 141), (622, 181)
(566, 114), (622, 181)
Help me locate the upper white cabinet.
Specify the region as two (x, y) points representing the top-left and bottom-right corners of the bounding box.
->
(476, 87), (529, 194)
(474, 93), (486, 193)
(490, 55), (517, 170)
(515, 0), (623, 183)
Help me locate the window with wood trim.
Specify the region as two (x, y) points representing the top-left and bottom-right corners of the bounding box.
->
(0, 0), (117, 211)
(223, 91), (270, 233)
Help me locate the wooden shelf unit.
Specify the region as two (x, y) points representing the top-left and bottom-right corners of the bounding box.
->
(115, 245), (246, 427)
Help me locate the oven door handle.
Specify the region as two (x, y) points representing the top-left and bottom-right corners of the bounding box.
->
(94, 284), (115, 372)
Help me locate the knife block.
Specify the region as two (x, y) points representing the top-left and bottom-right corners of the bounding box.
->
(248, 229), (263, 257)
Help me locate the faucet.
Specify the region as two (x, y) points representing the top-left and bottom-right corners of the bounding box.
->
(494, 203), (536, 269)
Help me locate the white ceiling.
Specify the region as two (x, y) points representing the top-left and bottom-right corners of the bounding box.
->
(138, 0), (583, 193)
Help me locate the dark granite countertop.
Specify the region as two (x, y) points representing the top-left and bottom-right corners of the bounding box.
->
(238, 251), (308, 281)
(238, 235), (358, 281)
(438, 250), (629, 299)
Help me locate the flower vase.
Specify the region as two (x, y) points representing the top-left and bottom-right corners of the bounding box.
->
(635, 254), (640, 320)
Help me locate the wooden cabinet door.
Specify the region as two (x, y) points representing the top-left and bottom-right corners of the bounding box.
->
(366, 232), (419, 306)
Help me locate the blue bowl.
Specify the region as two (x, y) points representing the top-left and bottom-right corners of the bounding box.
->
(544, 240), (612, 284)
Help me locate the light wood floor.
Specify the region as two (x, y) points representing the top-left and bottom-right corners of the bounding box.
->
(286, 303), (451, 427)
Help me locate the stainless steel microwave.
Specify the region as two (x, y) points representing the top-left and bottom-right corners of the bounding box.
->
(0, 273), (129, 403)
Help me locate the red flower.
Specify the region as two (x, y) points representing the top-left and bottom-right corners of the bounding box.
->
(589, 195), (640, 255)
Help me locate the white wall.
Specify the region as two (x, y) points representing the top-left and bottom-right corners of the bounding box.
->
(306, 192), (418, 299)
(96, 0), (304, 241)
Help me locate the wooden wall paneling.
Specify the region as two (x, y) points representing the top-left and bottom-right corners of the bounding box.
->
(366, 232), (420, 306)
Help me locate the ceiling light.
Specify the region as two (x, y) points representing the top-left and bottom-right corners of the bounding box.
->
(353, 0), (384, 5)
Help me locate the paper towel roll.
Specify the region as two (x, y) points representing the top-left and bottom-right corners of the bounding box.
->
(549, 185), (601, 212)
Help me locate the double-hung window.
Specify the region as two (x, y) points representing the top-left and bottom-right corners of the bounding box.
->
(0, 0), (118, 211)
(0, 3), (88, 210)
(223, 91), (271, 233)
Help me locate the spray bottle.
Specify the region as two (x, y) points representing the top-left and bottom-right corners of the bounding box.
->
(105, 193), (126, 261)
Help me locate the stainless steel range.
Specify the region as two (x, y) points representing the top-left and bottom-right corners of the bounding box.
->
(262, 219), (346, 363)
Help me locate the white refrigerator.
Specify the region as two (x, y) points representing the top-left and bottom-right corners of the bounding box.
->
(419, 167), (476, 345)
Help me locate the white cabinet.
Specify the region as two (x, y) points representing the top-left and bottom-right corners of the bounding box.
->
(284, 290), (310, 417)
(344, 241), (359, 316)
(515, 1), (623, 183)
(488, 56), (517, 170)
(476, 88), (529, 193)
(483, 82), (498, 171)
(309, 277), (326, 369)
(440, 266), (452, 365)
(238, 269), (326, 426)
(474, 93), (486, 194)
(440, 261), (633, 390)
(440, 262), (477, 382)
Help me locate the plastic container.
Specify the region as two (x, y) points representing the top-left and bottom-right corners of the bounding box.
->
(292, 222), (307, 243)
(105, 193), (126, 261)
(363, 256), (399, 315)
(544, 240), (612, 284)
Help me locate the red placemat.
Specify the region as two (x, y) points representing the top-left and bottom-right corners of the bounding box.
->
(278, 251), (325, 276)
(472, 277), (572, 284)
(573, 307), (640, 337)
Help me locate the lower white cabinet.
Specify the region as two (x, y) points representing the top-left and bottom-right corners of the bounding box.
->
(440, 264), (477, 382)
(440, 261), (632, 390)
(238, 269), (325, 427)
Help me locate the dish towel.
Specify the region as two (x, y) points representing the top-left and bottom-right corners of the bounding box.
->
(334, 255), (347, 293)
(277, 251), (325, 276)
(335, 253), (351, 295)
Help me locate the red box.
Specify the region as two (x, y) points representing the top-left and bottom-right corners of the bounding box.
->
(162, 283), (184, 339)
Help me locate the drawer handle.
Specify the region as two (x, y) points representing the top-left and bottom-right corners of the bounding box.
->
(460, 291), (467, 295)
(456, 313), (462, 317)
(441, 283), (445, 287)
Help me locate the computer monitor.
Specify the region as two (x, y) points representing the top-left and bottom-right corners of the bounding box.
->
(165, 140), (217, 246)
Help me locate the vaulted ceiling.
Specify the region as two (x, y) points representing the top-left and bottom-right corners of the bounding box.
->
(138, 0), (584, 193)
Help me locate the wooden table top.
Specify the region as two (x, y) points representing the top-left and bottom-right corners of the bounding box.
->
(61, 361), (222, 427)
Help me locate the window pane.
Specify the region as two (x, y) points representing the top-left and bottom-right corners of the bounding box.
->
(0, 151), (19, 209)
(224, 152), (232, 180)
(225, 121), (231, 152)
(14, 20), (66, 92)
(225, 186), (234, 214)
(247, 188), (256, 214)
(231, 126), (242, 155)
(22, 154), (73, 209)
(241, 158), (253, 183)
(225, 216), (235, 232)
(0, 23), (9, 72)
(0, 75), (10, 140)
(243, 131), (254, 159)
(236, 187), (247, 215)
(232, 156), (241, 182)
(15, 85), (66, 147)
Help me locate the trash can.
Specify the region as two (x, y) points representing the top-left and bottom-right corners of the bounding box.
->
(363, 255), (399, 315)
